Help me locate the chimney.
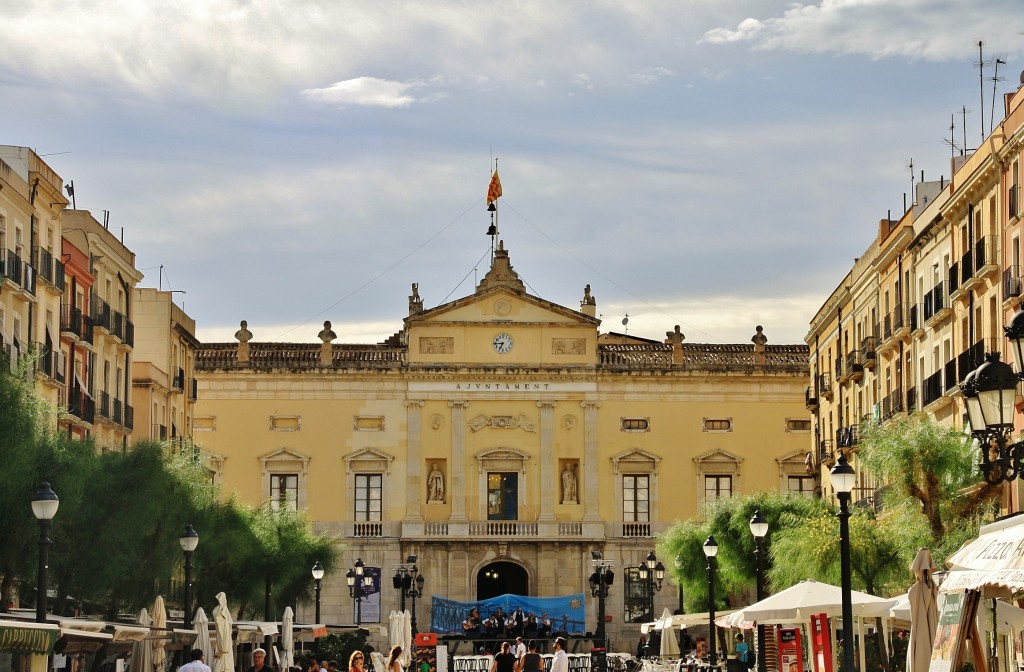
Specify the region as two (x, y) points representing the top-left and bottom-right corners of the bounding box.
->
(318, 321), (337, 366)
(234, 320), (253, 364)
(580, 284), (597, 318)
(665, 325), (685, 365)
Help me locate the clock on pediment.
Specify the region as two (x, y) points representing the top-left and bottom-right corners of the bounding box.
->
(492, 332), (513, 354)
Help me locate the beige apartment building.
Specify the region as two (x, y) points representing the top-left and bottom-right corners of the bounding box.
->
(192, 242), (811, 649)
(807, 73), (1024, 511)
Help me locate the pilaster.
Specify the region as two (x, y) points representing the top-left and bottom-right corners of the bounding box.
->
(537, 400), (557, 521)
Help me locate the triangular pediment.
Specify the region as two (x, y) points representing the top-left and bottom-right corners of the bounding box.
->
(693, 448), (744, 465)
(407, 286), (599, 327)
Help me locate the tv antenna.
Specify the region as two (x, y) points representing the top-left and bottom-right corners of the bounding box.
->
(943, 114), (962, 157)
(621, 313), (629, 336)
(991, 56), (1007, 132)
(908, 159), (915, 208)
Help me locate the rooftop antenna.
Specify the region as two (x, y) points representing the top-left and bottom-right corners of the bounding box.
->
(976, 41), (989, 141)
(621, 313), (629, 336)
(908, 159), (915, 207)
(943, 114), (960, 158)
(962, 106), (970, 154)
(991, 57), (1007, 132)
(64, 181), (75, 209)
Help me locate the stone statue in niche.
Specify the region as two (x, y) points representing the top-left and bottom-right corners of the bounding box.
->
(561, 463), (578, 504)
(427, 463), (445, 503)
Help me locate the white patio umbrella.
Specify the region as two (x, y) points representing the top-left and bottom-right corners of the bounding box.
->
(130, 608), (152, 672)
(193, 607), (214, 666)
(907, 549), (939, 672)
(213, 592), (235, 672)
(724, 579), (897, 624)
(657, 608), (680, 658)
(151, 596), (168, 672)
(402, 610), (413, 667)
(281, 607), (295, 670)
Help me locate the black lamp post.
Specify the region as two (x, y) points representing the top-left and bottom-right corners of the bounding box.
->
(703, 536), (718, 666)
(830, 456), (856, 672)
(312, 561), (325, 624)
(749, 510), (769, 672)
(179, 524), (199, 630)
(31, 482), (59, 623)
(674, 554), (684, 614)
(962, 352), (1021, 484)
(588, 553), (614, 649)
(347, 558), (373, 626)
(393, 555), (425, 635)
(637, 551), (664, 623)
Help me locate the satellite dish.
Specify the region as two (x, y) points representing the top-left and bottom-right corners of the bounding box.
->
(621, 315), (629, 327)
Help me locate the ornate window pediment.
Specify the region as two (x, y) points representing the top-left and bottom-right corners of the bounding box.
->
(693, 448), (742, 473)
(475, 448), (530, 474)
(610, 448), (661, 475)
(344, 447), (396, 474)
(259, 447), (311, 474)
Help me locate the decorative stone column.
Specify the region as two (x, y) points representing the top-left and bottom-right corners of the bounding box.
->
(448, 400), (469, 523)
(581, 401), (601, 522)
(404, 400), (425, 522)
(537, 400), (557, 521)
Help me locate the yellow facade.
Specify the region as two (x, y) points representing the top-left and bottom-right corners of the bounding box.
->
(194, 243), (811, 650)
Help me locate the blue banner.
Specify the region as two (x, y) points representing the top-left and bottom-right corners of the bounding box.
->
(431, 593), (586, 634)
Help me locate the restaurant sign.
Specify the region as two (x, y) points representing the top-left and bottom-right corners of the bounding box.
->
(0, 622), (59, 655)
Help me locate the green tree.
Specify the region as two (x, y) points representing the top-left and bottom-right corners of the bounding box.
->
(858, 415), (1000, 541)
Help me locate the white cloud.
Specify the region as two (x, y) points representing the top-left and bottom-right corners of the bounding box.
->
(302, 76), (428, 108)
(630, 66), (675, 85)
(700, 0), (1024, 61)
(571, 73), (594, 90)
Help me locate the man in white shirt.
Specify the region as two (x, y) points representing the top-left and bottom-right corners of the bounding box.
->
(550, 638), (569, 672)
(514, 637), (527, 661)
(180, 650), (212, 672)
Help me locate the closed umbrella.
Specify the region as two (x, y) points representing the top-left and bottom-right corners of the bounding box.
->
(907, 549), (939, 672)
(281, 607), (295, 670)
(130, 608), (152, 672)
(213, 592), (235, 672)
(402, 610), (413, 667)
(151, 597), (168, 672)
(194, 608), (214, 666)
(657, 608), (680, 659)
(388, 611), (403, 661)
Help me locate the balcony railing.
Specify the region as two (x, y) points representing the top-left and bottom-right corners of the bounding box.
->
(975, 235), (996, 274)
(907, 387), (917, 413)
(957, 340), (989, 384)
(60, 304), (94, 344)
(1011, 184), (1020, 219)
(835, 356), (846, 382)
(92, 296), (113, 333)
(923, 284), (946, 322)
(836, 425), (859, 448)
(1, 249), (36, 295)
(153, 424), (168, 441)
(65, 388), (95, 424)
(846, 351), (864, 380)
(124, 404), (134, 430)
(922, 370), (944, 406)
(819, 439), (835, 465)
(949, 262), (960, 295)
(944, 359), (958, 393)
(818, 373), (833, 399)
(35, 247), (64, 292)
(35, 343), (65, 384)
(97, 391), (112, 421)
(1005, 266), (1023, 303)
(861, 336), (876, 367)
(881, 389), (904, 420)
(172, 368), (185, 391)
(882, 303), (905, 340)
(910, 304), (920, 332)
(960, 248), (974, 284)
(189, 378), (198, 401)
(805, 386), (818, 410)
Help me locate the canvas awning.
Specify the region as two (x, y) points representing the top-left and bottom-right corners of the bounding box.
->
(943, 515), (1024, 592)
(0, 619), (60, 655)
(722, 580), (896, 625)
(640, 610), (737, 633)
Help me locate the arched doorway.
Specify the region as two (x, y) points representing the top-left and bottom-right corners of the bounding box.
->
(477, 561), (528, 600)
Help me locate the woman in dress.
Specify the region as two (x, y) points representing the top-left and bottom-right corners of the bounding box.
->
(386, 646), (403, 672)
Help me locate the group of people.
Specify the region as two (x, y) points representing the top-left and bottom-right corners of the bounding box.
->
(177, 644), (406, 672)
(488, 637), (570, 672)
(462, 607), (554, 639)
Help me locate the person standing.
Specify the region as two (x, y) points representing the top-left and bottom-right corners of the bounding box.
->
(515, 641), (543, 672)
(735, 634), (750, 666)
(180, 650), (212, 672)
(490, 642), (517, 672)
(550, 638), (569, 672)
(386, 646), (404, 672)
(348, 651), (366, 672)
(514, 637), (527, 662)
(248, 649), (269, 672)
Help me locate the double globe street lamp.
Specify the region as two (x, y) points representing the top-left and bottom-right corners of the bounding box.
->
(346, 559), (373, 626)
(830, 455), (857, 672)
(588, 552), (615, 649)
(702, 537), (718, 667)
(180, 524), (199, 630)
(392, 556), (425, 635)
(637, 551), (665, 623)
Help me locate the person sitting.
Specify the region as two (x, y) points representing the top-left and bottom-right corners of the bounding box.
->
(463, 608), (481, 635)
(538, 614), (552, 638)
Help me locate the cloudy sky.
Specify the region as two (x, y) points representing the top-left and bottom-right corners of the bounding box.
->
(3, 0), (1022, 346)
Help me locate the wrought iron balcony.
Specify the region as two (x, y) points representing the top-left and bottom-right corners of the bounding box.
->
(861, 336), (877, 368)
(948, 261), (960, 297)
(34, 247), (64, 292)
(944, 359), (958, 393)
(818, 373), (833, 400)
(922, 370), (944, 407)
(881, 389), (904, 420)
(805, 386), (818, 410)
(819, 439), (836, 466)
(172, 368), (185, 391)
(1, 249), (36, 296)
(35, 343), (65, 385)
(906, 387), (917, 413)
(846, 351), (864, 381)
(65, 388), (95, 424)
(836, 425), (859, 448)
(60, 304), (94, 345)
(1005, 266), (1023, 304)
(1011, 184), (1020, 220)
(189, 378), (198, 401)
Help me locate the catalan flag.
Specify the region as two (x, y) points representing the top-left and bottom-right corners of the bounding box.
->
(486, 170), (502, 205)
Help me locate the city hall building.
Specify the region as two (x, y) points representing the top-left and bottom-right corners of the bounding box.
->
(193, 242), (810, 650)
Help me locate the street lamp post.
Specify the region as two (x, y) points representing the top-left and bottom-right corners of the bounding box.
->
(179, 524), (199, 630)
(347, 559), (373, 626)
(961, 353), (1022, 484)
(830, 456), (857, 672)
(31, 482), (59, 623)
(312, 561), (325, 624)
(674, 554), (684, 614)
(703, 536), (718, 667)
(393, 556), (425, 635)
(749, 511), (769, 672)
(588, 553), (615, 650)
(637, 551), (664, 623)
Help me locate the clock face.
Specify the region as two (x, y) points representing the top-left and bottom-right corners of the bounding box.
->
(493, 333), (513, 353)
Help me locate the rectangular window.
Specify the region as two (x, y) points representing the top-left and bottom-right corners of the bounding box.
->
(354, 473), (382, 521)
(487, 472), (518, 520)
(705, 475), (733, 501)
(623, 567), (651, 623)
(623, 474), (650, 522)
(787, 476), (815, 499)
(270, 473), (298, 512)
